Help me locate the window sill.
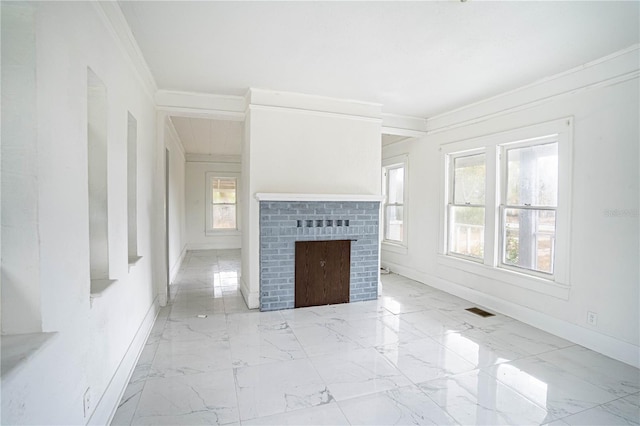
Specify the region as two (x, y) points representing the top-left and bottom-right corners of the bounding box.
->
(1, 332), (58, 380)
(128, 255), (143, 268)
(437, 254), (570, 300)
(382, 241), (408, 255)
(90, 279), (118, 299)
(205, 229), (241, 237)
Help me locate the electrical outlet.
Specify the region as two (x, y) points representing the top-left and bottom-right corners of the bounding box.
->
(587, 311), (598, 326)
(83, 388), (91, 418)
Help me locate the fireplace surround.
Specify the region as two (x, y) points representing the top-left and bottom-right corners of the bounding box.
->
(256, 194), (382, 311)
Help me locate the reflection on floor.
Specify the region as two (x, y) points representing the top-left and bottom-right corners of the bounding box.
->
(113, 249), (640, 425)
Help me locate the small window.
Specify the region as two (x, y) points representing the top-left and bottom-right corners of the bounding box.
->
(207, 176), (237, 231)
(382, 162), (406, 244)
(501, 139), (558, 275)
(448, 152), (486, 260)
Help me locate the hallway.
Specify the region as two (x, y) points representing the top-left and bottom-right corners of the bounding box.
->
(113, 250), (639, 425)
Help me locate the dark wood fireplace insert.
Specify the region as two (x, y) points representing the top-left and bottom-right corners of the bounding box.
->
(294, 240), (351, 308)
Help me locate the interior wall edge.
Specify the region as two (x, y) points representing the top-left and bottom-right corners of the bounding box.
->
(240, 276), (259, 310)
(169, 244), (188, 285)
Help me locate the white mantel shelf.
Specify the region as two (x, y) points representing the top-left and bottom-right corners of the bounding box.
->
(255, 193), (384, 202)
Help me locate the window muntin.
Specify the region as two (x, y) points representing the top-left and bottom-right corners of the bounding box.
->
(383, 163), (405, 243)
(500, 140), (558, 275)
(448, 153), (486, 260)
(210, 177), (237, 230)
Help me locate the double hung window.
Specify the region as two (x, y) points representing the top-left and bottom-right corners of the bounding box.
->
(501, 138), (558, 275)
(382, 159), (407, 245)
(206, 175), (237, 232)
(441, 118), (572, 294)
(448, 152), (486, 260)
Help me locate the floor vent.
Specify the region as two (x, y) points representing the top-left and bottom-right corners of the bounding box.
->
(465, 307), (495, 318)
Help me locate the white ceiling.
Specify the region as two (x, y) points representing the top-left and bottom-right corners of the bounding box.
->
(170, 116), (243, 156)
(120, 1), (639, 118)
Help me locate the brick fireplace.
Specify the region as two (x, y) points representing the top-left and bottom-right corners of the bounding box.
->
(256, 194), (382, 311)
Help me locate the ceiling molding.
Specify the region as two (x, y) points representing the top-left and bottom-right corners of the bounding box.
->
(186, 154), (241, 164)
(248, 88), (382, 120)
(427, 44), (640, 134)
(92, 2), (158, 101)
(156, 90), (246, 120)
(381, 127), (426, 139)
(382, 135), (414, 147)
(381, 113), (427, 137)
(248, 104), (382, 125)
(159, 106), (245, 122)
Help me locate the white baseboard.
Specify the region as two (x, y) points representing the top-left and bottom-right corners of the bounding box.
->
(381, 260), (640, 369)
(240, 277), (259, 310)
(88, 296), (160, 425)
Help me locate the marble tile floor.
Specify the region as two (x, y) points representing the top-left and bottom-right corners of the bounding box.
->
(113, 249), (639, 425)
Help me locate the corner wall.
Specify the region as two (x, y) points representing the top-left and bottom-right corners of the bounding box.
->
(382, 47), (640, 367)
(165, 119), (187, 283)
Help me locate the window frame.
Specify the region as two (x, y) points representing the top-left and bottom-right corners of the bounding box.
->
(438, 118), (573, 299)
(205, 172), (240, 235)
(382, 155), (408, 251)
(498, 135), (559, 279)
(446, 149), (486, 263)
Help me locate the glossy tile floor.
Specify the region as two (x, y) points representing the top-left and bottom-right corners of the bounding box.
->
(113, 249), (640, 425)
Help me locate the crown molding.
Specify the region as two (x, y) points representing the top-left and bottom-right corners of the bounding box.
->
(381, 113), (427, 137)
(156, 90), (246, 120)
(427, 44), (640, 134)
(185, 154), (241, 164)
(247, 88), (382, 120)
(92, 2), (158, 101)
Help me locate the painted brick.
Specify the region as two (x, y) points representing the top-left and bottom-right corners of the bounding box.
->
(259, 200), (380, 311)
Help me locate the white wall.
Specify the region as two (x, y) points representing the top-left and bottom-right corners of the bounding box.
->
(185, 159), (242, 250)
(241, 89), (382, 308)
(382, 47), (640, 367)
(1, 2), (41, 334)
(165, 120), (187, 283)
(1, 3), (163, 424)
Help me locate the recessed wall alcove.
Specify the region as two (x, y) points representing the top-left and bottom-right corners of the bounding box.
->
(257, 193), (382, 312)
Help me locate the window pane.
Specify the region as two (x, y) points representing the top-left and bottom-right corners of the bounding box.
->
(212, 205), (236, 229)
(212, 178), (236, 204)
(387, 167), (404, 204)
(385, 206), (403, 241)
(449, 206), (484, 258)
(503, 208), (556, 274)
(454, 154), (485, 205)
(506, 143), (558, 206)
